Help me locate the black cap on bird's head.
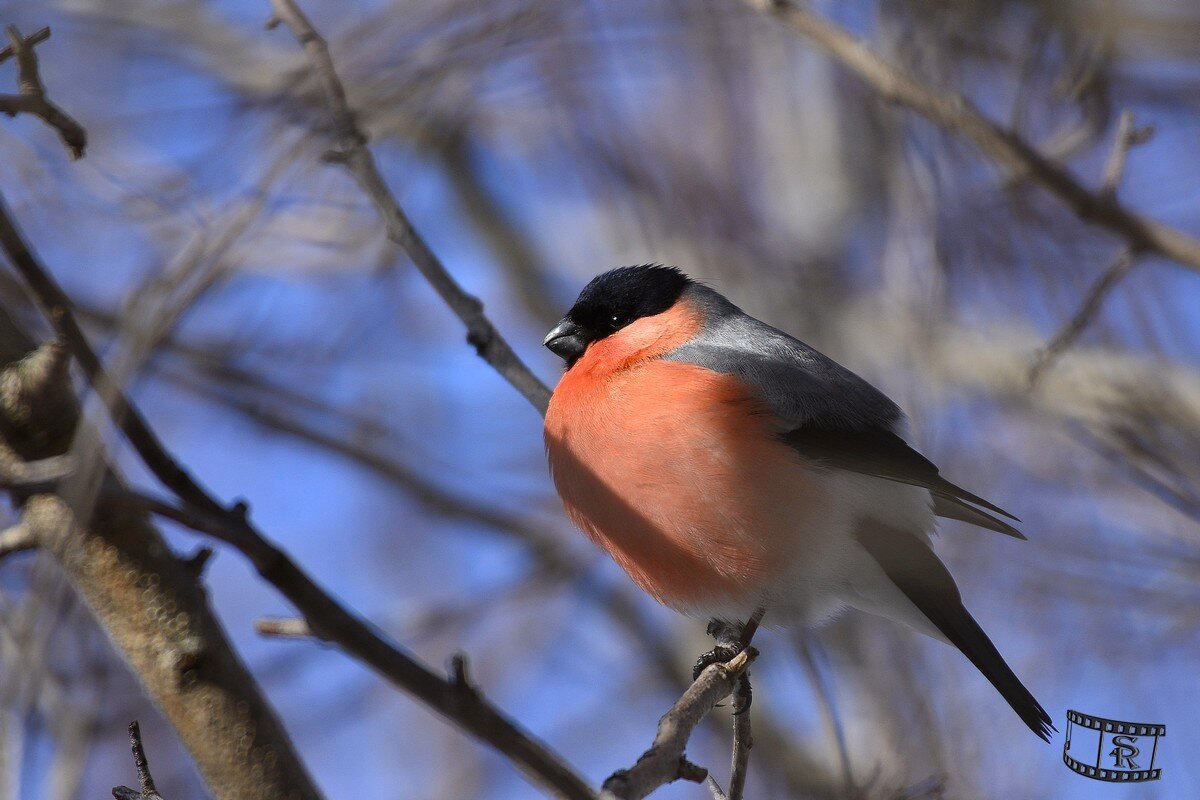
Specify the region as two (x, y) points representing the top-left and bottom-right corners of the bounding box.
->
(544, 265), (693, 366)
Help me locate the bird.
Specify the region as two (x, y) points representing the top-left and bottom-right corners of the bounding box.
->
(542, 264), (1053, 741)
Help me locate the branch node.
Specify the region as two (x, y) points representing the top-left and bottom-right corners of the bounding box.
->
(678, 757), (708, 784)
(183, 546), (214, 577)
(448, 652), (474, 692)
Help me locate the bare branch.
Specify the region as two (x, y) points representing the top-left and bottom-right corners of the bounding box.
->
(1101, 110), (1154, 197)
(738, 1), (1200, 274)
(1029, 247), (1137, 385)
(705, 776), (730, 800)
(0, 26), (48, 63)
(600, 649), (757, 800)
(112, 721), (166, 800)
(113, 486), (593, 800)
(0, 453), (72, 490)
(254, 616), (312, 639)
(0, 519), (35, 559)
(0, 193), (258, 525)
(0, 26), (86, 158)
(264, 0), (552, 413)
(727, 676), (753, 800)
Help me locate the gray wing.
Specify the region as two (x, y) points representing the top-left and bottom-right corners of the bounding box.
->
(667, 286), (1022, 538)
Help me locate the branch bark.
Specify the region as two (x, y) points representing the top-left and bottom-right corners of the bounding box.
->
(0, 316), (324, 800)
(739, 1), (1200, 274)
(112, 721), (167, 800)
(0, 27), (86, 158)
(600, 649), (757, 800)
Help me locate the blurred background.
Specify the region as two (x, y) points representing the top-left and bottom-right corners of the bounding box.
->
(0, 0), (1197, 797)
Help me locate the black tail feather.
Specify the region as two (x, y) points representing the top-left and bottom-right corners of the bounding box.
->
(856, 520), (1054, 741)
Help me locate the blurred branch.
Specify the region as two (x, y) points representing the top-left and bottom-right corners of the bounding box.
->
(1101, 110), (1154, 196)
(600, 649), (756, 800)
(1029, 247), (1137, 385)
(111, 721), (166, 800)
(0, 26), (48, 63)
(254, 616), (313, 639)
(741, 1), (1200, 274)
(266, 0), (552, 413)
(0, 26), (85, 158)
(0, 453), (72, 490)
(0, 519), (34, 559)
(0, 193), (230, 518)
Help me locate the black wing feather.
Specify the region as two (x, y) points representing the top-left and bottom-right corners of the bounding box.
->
(783, 425), (1024, 537)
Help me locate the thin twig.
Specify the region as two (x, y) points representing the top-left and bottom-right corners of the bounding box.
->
(0, 454), (73, 489)
(0, 26), (49, 63)
(112, 721), (165, 800)
(600, 649), (758, 800)
(265, 0), (552, 413)
(1101, 110), (1154, 197)
(726, 608), (762, 800)
(255, 617), (313, 639)
(0, 26), (86, 158)
(0, 520), (36, 559)
(727, 675), (753, 800)
(739, 1), (1200, 274)
(705, 777), (730, 800)
(1029, 247), (1137, 385)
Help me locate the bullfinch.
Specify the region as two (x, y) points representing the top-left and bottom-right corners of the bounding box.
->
(542, 265), (1052, 741)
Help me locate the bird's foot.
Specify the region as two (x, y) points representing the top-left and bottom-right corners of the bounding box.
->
(692, 641), (743, 682)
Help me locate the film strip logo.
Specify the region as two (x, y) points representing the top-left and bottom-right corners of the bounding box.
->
(1063, 710), (1164, 782)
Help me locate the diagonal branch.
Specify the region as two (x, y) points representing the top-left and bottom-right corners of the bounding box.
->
(1028, 247), (1137, 386)
(265, 0), (552, 413)
(738, 1), (1200, 275)
(0, 26), (86, 158)
(114, 490), (594, 799)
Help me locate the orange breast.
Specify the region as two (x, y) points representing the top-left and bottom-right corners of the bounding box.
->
(544, 304), (829, 614)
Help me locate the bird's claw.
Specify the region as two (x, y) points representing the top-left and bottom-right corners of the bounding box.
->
(692, 642), (743, 681)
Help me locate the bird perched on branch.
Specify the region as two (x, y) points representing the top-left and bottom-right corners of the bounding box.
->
(542, 265), (1052, 740)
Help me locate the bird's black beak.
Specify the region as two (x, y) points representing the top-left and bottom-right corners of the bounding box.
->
(543, 318), (587, 363)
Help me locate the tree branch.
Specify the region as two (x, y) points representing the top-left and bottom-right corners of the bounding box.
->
(0, 518), (35, 558)
(112, 721), (166, 800)
(265, 0), (552, 413)
(1100, 110), (1154, 197)
(739, 1), (1200, 274)
(600, 649), (757, 800)
(726, 676), (753, 800)
(0, 27), (86, 158)
(1028, 247), (1137, 385)
(119, 490), (594, 800)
